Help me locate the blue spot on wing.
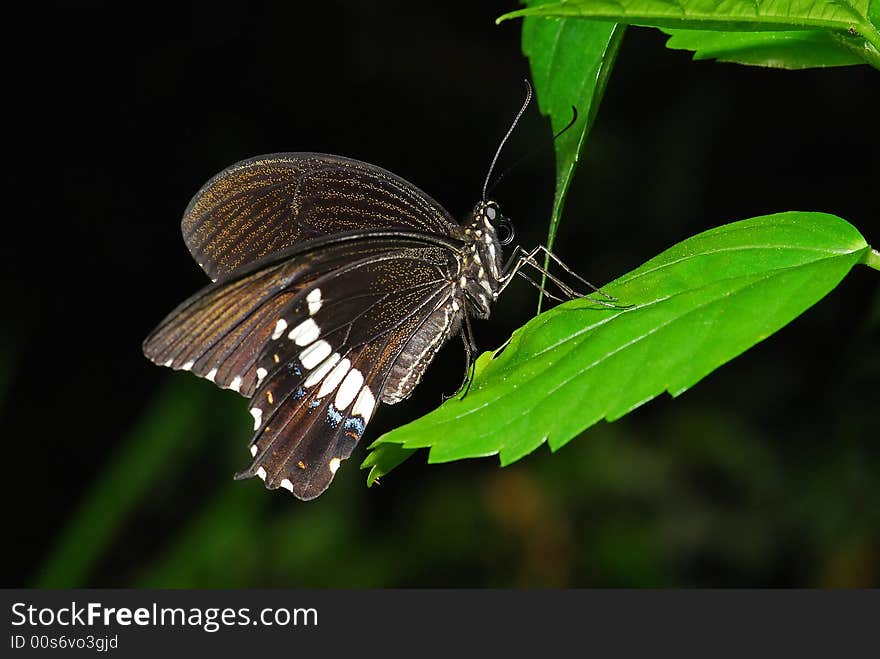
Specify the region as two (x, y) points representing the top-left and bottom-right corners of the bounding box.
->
(344, 416), (366, 437)
(326, 404), (343, 428)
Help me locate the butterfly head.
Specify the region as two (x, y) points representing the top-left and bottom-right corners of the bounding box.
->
(483, 200), (516, 246)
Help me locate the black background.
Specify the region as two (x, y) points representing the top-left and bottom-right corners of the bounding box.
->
(2, 1), (878, 587)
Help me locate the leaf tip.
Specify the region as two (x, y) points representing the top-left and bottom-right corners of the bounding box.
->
(365, 466), (381, 488)
(495, 9), (525, 25)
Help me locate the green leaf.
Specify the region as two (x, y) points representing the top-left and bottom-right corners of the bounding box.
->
(498, 0), (880, 69)
(369, 212), (871, 470)
(519, 1), (625, 311)
(358, 351), (495, 481)
(361, 443), (419, 486)
(499, 0), (872, 31)
(661, 28), (867, 68)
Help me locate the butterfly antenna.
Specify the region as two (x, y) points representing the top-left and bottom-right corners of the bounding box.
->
(482, 79), (533, 202)
(485, 105), (579, 197)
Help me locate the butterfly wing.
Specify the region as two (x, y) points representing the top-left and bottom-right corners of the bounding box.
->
(142, 237), (437, 396)
(236, 246), (460, 500)
(181, 153), (461, 281)
(143, 259), (295, 395)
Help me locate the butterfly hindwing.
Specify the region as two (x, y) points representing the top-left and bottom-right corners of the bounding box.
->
(239, 338), (394, 500)
(235, 247), (459, 500)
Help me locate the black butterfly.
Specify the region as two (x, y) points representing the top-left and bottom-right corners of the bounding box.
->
(143, 92), (592, 500)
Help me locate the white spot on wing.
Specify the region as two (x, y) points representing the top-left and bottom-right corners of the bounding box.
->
(250, 407), (262, 430)
(299, 340), (331, 370)
(288, 318), (320, 346)
(164, 359), (173, 367)
(329, 457), (341, 474)
(256, 466), (267, 481)
(229, 376), (242, 392)
(182, 361), (194, 371)
(256, 367), (267, 383)
(206, 368), (217, 382)
(250, 444), (258, 457)
(335, 368), (364, 410)
(306, 288), (323, 315)
(281, 478), (294, 492)
(304, 353), (341, 388)
(353, 386), (376, 424)
(272, 318), (288, 340)
(317, 358), (350, 398)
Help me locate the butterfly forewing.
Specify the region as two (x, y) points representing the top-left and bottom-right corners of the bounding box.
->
(143, 261), (296, 394)
(182, 153), (460, 281)
(143, 237), (445, 396)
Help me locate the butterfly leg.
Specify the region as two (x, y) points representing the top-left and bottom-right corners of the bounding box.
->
(442, 314), (478, 402)
(499, 245), (621, 308)
(529, 245), (617, 301)
(458, 313), (479, 400)
(513, 271), (567, 303)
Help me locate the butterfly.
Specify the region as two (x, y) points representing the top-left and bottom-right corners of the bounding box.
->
(143, 87), (593, 500)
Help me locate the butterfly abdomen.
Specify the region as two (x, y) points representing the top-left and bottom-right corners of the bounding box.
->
(382, 297), (461, 405)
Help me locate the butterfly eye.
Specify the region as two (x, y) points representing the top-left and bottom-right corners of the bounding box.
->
(498, 217), (515, 246)
(485, 206), (497, 221)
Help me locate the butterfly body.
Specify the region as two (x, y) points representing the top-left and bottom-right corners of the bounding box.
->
(144, 153), (509, 500)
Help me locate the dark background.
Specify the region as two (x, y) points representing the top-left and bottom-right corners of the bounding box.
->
(3, 1), (877, 587)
